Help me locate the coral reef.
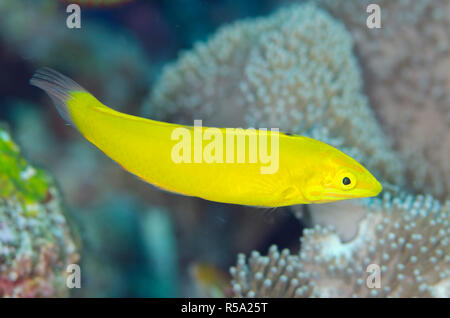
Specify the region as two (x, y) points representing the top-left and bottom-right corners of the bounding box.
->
(312, 0), (450, 199)
(145, 3), (404, 188)
(0, 124), (79, 297)
(231, 193), (450, 297)
(1, 0), (447, 298)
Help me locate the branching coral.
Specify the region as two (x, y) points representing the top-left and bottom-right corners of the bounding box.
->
(311, 0), (450, 199)
(0, 125), (79, 297)
(231, 193), (450, 297)
(145, 3), (404, 187)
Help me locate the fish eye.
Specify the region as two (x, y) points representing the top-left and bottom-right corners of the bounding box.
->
(342, 177), (351, 185)
(337, 171), (356, 190)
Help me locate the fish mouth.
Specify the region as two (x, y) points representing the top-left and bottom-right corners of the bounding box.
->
(372, 179), (383, 196)
(365, 173), (383, 197)
(322, 179), (383, 201)
(355, 178), (383, 198)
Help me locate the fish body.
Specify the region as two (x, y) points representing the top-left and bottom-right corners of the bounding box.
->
(30, 68), (382, 207)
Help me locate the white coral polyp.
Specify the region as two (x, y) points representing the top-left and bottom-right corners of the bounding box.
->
(231, 193), (450, 298)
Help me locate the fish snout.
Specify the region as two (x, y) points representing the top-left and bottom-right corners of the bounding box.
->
(363, 173), (383, 197)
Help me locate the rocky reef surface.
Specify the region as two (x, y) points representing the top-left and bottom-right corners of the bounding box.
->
(0, 124), (79, 297)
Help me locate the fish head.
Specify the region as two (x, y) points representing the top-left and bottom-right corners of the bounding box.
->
(321, 151), (382, 202)
(305, 149), (383, 203)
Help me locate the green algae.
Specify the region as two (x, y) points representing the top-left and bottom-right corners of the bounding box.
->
(0, 124), (79, 297)
(0, 126), (51, 208)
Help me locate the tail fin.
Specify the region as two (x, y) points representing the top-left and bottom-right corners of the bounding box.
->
(30, 68), (87, 125)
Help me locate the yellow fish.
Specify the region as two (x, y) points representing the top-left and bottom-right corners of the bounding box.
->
(190, 263), (231, 297)
(30, 68), (382, 207)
